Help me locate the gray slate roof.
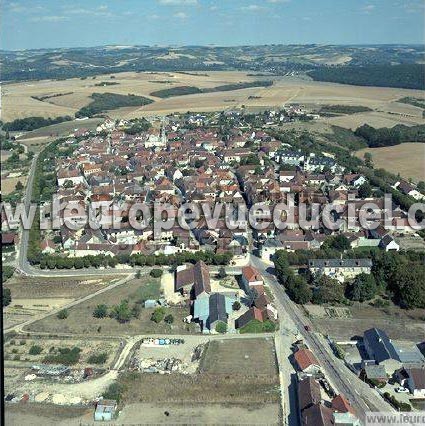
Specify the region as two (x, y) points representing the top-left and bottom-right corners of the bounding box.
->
(309, 258), (372, 268)
(208, 293), (227, 325)
(364, 328), (399, 363)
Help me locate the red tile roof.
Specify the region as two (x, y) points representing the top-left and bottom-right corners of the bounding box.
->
(332, 394), (355, 415)
(294, 348), (320, 371)
(242, 265), (262, 283)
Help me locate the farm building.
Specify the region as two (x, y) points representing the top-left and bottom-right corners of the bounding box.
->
(175, 260), (211, 299)
(378, 234), (400, 252)
(363, 328), (401, 375)
(2, 232), (17, 246)
(193, 292), (234, 332)
(363, 364), (387, 384)
(298, 377), (321, 412)
(363, 328), (425, 375)
(405, 367), (425, 397)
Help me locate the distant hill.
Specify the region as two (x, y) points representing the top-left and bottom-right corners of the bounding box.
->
(1, 44), (424, 85)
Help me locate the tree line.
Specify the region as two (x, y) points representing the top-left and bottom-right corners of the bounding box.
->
(150, 81), (273, 99)
(2, 116), (73, 132)
(355, 124), (425, 148)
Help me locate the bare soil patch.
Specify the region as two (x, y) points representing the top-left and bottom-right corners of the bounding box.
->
(311, 302), (425, 341)
(199, 337), (278, 376)
(5, 403), (90, 426)
(118, 338), (279, 407)
(4, 276), (111, 299)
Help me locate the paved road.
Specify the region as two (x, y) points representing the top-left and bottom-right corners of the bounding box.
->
(250, 255), (394, 423)
(16, 153), (38, 275)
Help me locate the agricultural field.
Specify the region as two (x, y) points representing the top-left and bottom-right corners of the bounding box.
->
(5, 404), (90, 426)
(5, 401), (278, 425)
(199, 337), (278, 376)
(356, 143), (425, 182)
(3, 72), (425, 129)
(25, 276), (198, 336)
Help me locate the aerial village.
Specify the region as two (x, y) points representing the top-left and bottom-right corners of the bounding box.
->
(3, 108), (425, 425)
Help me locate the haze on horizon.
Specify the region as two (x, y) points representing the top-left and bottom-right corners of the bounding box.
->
(2, 0), (424, 51)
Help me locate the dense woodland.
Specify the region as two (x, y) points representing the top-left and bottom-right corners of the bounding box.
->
(355, 123), (425, 148)
(2, 115), (72, 132)
(75, 92), (153, 118)
(308, 64), (425, 90)
(150, 80), (273, 98)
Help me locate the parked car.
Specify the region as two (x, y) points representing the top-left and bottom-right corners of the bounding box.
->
(395, 387), (409, 393)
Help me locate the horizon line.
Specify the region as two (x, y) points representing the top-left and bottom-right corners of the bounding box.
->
(2, 42), (425, 53)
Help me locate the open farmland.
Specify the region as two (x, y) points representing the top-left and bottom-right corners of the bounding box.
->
(3, 72), (425, 128)
(2, 175), (27, 195)
(5, 404), (90, 426)
(356, 143), (425, 181)
(1, 71), (270, 121)
(199, 338), (277, 376)
(5, 402), (279, 425)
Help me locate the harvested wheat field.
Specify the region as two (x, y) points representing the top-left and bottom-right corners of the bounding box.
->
(1, 71), (268, 121)
(3, 72), (425, 125)
(356, 143), (425, 182)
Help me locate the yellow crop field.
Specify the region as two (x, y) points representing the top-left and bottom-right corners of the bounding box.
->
(356, 143), (425, 182)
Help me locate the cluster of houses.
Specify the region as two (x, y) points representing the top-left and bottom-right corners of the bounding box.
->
(30, 115), (422, 262)
(174, 261), (277, 333)
(362, 327), (425, 397)
(293, 342), (360, 426)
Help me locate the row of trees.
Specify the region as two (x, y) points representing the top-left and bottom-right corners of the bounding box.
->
(36, 250), (232, 270)
(2, 115), (73, 132)
(75, 92), (153, 118)
(93, 300), (140, 323)
(150, 81), (273, 99)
